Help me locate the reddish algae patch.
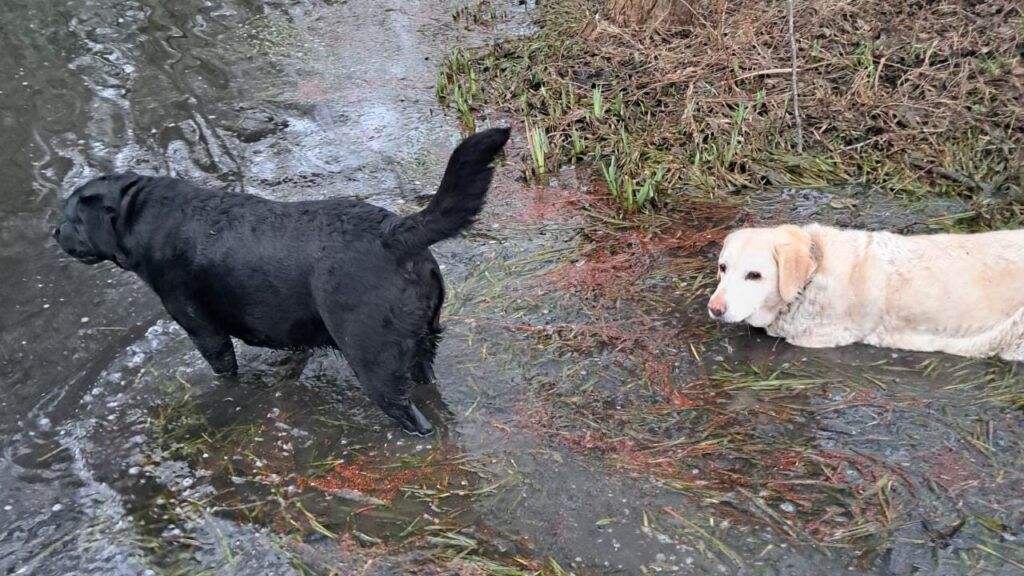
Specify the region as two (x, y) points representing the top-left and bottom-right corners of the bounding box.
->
(298, 456), (455, 504)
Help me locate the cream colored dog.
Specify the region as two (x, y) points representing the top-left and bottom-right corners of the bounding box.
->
(707, 223), (1024, 360)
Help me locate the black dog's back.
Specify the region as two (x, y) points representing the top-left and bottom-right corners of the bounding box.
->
(122, 184), (348, 349)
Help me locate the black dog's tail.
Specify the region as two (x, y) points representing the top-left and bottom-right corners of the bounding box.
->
(384, 127), (510, 255)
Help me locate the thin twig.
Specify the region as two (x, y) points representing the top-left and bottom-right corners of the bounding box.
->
(733, 67), (791, 81)
(786, 0), (803, 153)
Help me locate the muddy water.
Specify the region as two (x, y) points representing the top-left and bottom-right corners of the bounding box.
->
(0, 0), (469, 572)
(1, 1), (1022, 575)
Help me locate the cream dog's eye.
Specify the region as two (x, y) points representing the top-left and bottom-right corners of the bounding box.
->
(746, 271), (762, 280)
(719, 263), (727, 273)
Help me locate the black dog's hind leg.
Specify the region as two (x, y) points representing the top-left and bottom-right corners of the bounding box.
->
(410, 275), (444, 387)
(410, 329), (440, 386)
(327, 312), (434, 436)
(348, 343), (433, 436)
(162, 297), (238, 376)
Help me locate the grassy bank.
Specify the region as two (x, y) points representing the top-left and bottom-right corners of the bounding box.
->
(442, 0), (1022, 219)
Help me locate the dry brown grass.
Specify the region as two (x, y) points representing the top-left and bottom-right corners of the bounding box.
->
(447, 0), (1022, 214)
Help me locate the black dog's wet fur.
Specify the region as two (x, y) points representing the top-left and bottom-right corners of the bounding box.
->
(54, 128), (511, 436)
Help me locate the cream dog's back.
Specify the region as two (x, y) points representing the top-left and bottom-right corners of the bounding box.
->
(827, 226), (1024, 330)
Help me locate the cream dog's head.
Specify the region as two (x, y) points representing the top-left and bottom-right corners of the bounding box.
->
(707, 225), (817, 327)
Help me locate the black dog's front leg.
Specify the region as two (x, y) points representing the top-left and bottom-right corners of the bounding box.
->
(188, 332), (238, 376)
(161, 297), (238, 376)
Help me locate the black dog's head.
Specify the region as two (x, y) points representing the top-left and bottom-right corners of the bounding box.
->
(53, 172), (142, 266)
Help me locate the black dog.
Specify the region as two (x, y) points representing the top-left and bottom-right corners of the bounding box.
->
(54, 128), (510, 436)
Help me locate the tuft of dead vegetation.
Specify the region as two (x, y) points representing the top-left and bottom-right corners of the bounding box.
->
(443, 0), (1022, 215)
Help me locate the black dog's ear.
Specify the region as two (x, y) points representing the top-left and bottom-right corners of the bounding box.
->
(87, 206), (127, 265)
(80, 172), (142, 205)
(112, 173), (144, 207)
(78, 173), (144, 266)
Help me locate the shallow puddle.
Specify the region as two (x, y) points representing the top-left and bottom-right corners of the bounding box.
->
(0, 0), (1020, 575)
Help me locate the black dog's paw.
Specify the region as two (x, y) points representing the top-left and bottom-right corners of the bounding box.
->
(211, 367), (240, 385)
(405, 423), (435, 438)
(210, 363), (237, 375)
(390, 401), (435, 437)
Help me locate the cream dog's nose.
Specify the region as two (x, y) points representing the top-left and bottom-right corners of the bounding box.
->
(708, 294), (727, 318)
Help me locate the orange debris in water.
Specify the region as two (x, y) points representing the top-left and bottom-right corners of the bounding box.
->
(517, 184), (585, 223)
(297, 457), (451, 503)
(542, 225), (728, 301)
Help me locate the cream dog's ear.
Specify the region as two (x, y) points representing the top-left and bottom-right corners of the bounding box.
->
(773, 225), (816, 302)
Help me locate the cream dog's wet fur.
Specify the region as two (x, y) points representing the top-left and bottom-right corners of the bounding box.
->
(708, 224), (1024, 360)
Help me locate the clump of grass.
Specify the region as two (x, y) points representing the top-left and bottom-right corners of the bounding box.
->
(148, 377), (216, 461)
(941, 359), (1024, 409)
(525, 120), (550, 177)
(570, 129), (585, 159)
(601, 159), (666, 211)
(438, 0), (1023, 216)
(590, 84), (603, 120)
(436, 47), (479, 131)
(451, 0), (505, 28)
